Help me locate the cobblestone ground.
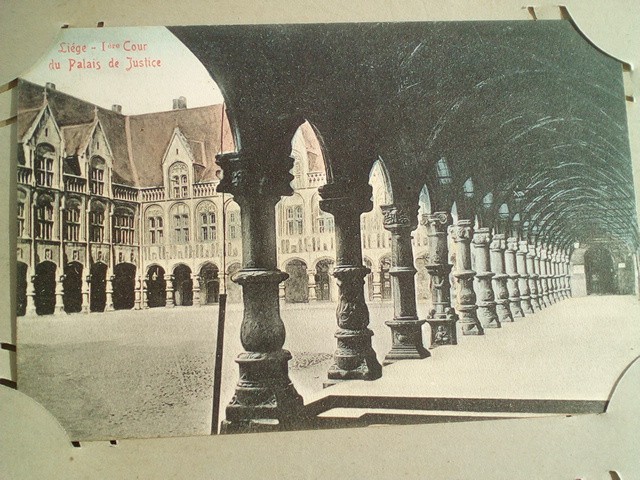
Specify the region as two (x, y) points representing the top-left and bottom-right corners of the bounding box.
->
(17, 302), (396, 441)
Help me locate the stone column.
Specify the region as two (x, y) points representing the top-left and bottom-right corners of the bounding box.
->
(505, 237), (524, 318)
(164, 273), (175, 308)
(319, 182), (382, 381)
(555, 249), (564, 302)
(134, 275), (142, 310)
(422, 212), (458, 346)
(371, 273), (383, 301)
(453, 219), (483, 335)
(81, 275), (90, 313)
(563, 252), (571, 298)
(550, 248), (559, 303)
(217, 150), (303, 433)
(25, 274), (37, 316)
(534, 245), (546, 308)
(279, 283), (286, 301)
(142, 277), (149, 309)
(539, 245), (551, 306)
(517, 241), (534, 315)
(192, 273), (201, 307)
(526, 244), (541, 312)
(105, 274), (115, 311)
(54, 275), (65, 314)
(472, 228), (500, 328)
(307, 270), (317, 301)
(490, 234), (514, 323)
(380, 203), (429, 364)
(547, 245), (557, 304)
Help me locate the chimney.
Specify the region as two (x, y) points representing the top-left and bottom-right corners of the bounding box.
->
(111, 104), (122, 113)
(45, 82), (56, 90)
(172, 96), (187, 110)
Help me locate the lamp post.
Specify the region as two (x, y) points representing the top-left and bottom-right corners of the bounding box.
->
(211, 168), (231, 435)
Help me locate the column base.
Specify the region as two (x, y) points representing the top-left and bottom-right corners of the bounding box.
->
(496, 301), (514, 323)
(327, 328), (382, 381)
(426, 313), (458, 347)
(222, 349), (305, 434)
(521, 297), (534, 315)
(458, 309), (484, 336)
(383, 318), (429, 365)
(509, 300), (525, 318)
(477, 304), (501, 328)
(529, 295), (541, 312)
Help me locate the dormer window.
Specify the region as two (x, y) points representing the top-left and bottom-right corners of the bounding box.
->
(436, 158), (452, 185)
(35, 144), (55, 187)
(169, 162), (189, 199)
(90, 157), (106, 196)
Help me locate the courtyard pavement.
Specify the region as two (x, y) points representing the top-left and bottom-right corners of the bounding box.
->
(16, 295), (640, 441)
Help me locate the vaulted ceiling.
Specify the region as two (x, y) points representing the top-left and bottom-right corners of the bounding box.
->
(171, 20), (638, 253)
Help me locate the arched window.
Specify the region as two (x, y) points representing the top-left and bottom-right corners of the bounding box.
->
(35, 144), (55, 187)
(313, 198), (334, 234)
(171, 203), (190, 243)
(89, 201), (105, 243)
(228, 210), (239, 240)
(463, 177), (475, 198)
(169, 162), (189, 199)
(17, 190), (26, 237)
(146, 206), (164, 244)
(197, 201), (217, 242)
(113, 208), (135, 245)
(436, 157), (452, 185)
(90, 157), (106, 195)
(34, 195), (54, 240)
(63, 199), (82, 242)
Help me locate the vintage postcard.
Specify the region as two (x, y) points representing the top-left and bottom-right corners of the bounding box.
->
(14, 21), (639, 442)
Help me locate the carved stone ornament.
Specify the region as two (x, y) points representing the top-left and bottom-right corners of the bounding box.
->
(422, 212), (449, 230)
(472, 228), (491, 245)
(381, 204), (417, 230)
(454, 221), (473, 241)
(216, 150), (294, 198)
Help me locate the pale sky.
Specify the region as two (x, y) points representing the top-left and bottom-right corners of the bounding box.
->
(22, 26), (224, 115)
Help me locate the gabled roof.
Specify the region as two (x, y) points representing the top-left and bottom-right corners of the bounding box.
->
(17, 79), (234, 188)
(61, 121), (95, 157)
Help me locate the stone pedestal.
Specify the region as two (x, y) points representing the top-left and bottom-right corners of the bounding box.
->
(453, 220), (483, 335)
(422, 212), (458, 346)
(538, 245), (550, 307)
(217, 150), (303, 434)
(192, 273), (201, 307)
(165, 274), (175, 308)
(25, 274), (37, 316)
(490, 234), (514, 323)
(517, 241), (534, 315)
(134, 276), (142, 310)
(380, 203), (429, 364)
(472, 228), (500, 328)
(320, 182), (382, 381)
(307, 270), (317, 301)
(105, 273), (115, 312)
(526, 244), (541, 312)
(55, 275), (65, 314)
(505, 237), (524, 318)
(81, 276), (90, 314)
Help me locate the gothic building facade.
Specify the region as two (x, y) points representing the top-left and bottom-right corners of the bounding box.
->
(15, 81), (403, 316)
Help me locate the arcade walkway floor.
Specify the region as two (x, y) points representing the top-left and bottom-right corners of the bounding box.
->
(16, 295), (640, 441)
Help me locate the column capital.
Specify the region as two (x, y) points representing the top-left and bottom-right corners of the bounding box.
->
(527, 243), (537, 258)
(216, 150), (294, 200)
(472, 227), (492, 246)
(380, 203), (419, 232)
(506, 236), (519, 252)
(490, 233), (506, 251)
(421, 211), (451, 232)
(518, 240), (529, 254)
(452, 219), (473, 242)
(318, 182), (373, 216)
